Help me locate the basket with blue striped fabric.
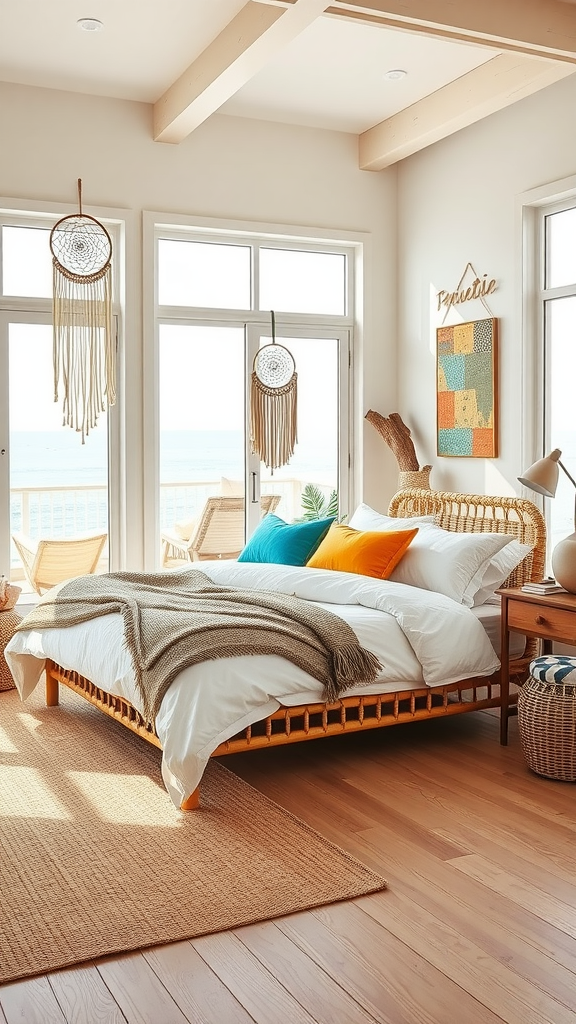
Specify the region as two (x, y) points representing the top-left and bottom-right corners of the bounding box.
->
(517, 657), (576, 781)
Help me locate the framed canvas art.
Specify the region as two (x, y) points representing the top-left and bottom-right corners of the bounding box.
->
(436, 317), (498, 458)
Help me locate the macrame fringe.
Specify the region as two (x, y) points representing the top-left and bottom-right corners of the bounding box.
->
(327, 645), (382, 702)
(250, 371), (297, 472)
(53, 260), (115, 443)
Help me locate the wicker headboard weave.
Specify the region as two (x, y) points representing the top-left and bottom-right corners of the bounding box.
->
(388, 488), (546, 590)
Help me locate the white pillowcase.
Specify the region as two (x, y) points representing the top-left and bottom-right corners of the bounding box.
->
(348, 503), (531, 606)
(468, 539), (533, 606)
(348, 503), (435, 532)
(388, 523), (513, 605)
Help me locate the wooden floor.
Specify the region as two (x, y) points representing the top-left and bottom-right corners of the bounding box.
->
(2, 709), (576, 1024)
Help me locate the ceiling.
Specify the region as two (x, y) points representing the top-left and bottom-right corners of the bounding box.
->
(1, 0), (575, 167)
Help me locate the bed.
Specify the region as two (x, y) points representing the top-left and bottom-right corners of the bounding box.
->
(6, 488), (546, 810)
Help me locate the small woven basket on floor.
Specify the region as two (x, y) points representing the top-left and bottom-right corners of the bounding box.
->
(0, 609), (22, 691)
(518, 676), (576, 781)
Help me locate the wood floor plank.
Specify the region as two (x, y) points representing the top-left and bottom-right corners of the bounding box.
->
(360, 889), (575, 1024)
(0, 976), (68, 1024)
(144, 941), (255, 1024)
(352, 824), (576, 1007)
(48, 965), (127, 1024)
(235, 919), (379, 1024)
(192, 931), (318, 1024)
(342, 763), (576, 881)
(449, 855), (576, 939)
(97, 953), (190, 1024)
(280, 902), (503, 1024)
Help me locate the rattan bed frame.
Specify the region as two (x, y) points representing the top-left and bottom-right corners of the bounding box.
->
(44, 488), (546, 810)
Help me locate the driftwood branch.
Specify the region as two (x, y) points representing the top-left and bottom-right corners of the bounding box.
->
(365, 410), (429, 472)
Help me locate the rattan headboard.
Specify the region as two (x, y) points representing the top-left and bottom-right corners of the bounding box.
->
(388, 488), (546, 589)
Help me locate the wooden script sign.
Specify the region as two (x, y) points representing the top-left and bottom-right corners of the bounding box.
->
(436, 317), (498, 458)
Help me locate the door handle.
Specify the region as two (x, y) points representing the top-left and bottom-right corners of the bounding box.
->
(251, 472), (259, 503)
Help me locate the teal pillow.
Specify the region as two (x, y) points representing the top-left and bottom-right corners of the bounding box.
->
(238, 514), (335, 565)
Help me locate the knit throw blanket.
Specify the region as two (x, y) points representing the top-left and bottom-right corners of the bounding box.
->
(16, 569), (382, 723)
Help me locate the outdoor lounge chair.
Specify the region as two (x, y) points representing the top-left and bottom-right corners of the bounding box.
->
(11, 531), (108, 595)
(161, 494), (281, 567)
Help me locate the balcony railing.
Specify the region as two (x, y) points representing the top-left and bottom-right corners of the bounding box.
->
(8, 477), (322, 577)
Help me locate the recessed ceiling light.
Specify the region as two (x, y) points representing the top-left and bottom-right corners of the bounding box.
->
(384, 69), (407, 81)
(77, 17), (103, 32)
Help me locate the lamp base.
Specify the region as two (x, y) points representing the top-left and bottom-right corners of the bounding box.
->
(551, 533), (576, 593)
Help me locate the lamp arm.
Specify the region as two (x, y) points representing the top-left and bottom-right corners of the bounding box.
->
(558, 460), (576, 532)
(558, 459), (576, 490)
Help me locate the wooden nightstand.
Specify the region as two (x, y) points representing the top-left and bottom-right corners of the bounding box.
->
(499, 587), (576, 745)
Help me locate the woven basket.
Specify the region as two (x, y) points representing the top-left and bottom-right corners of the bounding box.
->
(518, 676), (576, 781)
(0, 609), (21, 692)
(398, 466), (431, 490)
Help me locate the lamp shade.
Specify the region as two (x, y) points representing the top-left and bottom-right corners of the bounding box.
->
(518, 449), (561, 498)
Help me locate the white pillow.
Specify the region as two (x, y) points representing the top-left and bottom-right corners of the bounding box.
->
(349, 503), (435, 532)
(468, 539), (533, 607)
(388, 523), (513, 606)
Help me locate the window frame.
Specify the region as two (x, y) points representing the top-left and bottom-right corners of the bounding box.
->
(0, 198), (131, 573)
(519, 176), (576, 561)
(143, 211), (364, 569)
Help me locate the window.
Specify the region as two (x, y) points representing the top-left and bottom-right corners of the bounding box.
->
(151, 224), (356, 568)
(0, 211), (122, 590)
(539, 202), (576, 553)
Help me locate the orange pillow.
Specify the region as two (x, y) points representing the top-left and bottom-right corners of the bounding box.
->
(306, 523), (417, 579)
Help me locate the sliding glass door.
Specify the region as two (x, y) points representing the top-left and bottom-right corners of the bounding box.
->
(150, 223), (354, 568)
(0, 311), (110, 592)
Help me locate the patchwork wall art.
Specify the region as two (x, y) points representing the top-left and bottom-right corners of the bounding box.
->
(436, 317), (498, 458)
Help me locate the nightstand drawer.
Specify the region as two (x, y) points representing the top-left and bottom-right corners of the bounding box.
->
(507, 600), (576, 643)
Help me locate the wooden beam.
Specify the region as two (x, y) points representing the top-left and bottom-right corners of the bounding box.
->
(359, 53), (576, 170)
(326, 0), (576, 63)
(154, 0), (331, 144)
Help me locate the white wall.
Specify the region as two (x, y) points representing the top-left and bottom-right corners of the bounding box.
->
(0, 81), (397, 567)
(397, 72), (576, 502)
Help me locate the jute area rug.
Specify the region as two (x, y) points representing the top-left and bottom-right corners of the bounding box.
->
(0, 685), (386, 983)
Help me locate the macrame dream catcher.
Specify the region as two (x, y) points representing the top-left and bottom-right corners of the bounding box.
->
(250, 311), (297, 472)
(50, 179), (115, 443)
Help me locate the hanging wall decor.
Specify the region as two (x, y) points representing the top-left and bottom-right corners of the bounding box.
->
(50, 179), (115, 443)
(250, 311), (297, 472)
(436, 316), (498, 458)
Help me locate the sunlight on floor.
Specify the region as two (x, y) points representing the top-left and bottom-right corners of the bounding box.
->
(17, 711), (44, 733)
(0, 766), (71, 819)
(67, 772), (182, 826)
(0, 725), (18, 753)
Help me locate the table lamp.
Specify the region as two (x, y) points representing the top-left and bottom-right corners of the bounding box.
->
(518, 448), (576, 592)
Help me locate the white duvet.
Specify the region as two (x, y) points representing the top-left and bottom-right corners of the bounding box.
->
(5, 562), (500, 807)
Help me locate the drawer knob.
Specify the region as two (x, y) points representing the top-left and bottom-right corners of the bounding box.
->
(535, 615), (546, 625)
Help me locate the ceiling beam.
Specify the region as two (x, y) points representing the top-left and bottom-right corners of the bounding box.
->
(154, 0), (331, 144)
(359, 53), (576, 170)
(325, 0), (576, 62)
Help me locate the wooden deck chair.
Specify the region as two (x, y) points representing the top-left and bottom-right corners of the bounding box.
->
(12, 531), (108, 595)
(162, 494), (281, 567)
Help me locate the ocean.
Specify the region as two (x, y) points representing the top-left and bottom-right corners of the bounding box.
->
(9, 429), (336, 544)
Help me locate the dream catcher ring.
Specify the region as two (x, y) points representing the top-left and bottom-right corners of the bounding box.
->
(250, 312), (298, 472)
(50, 179), (116, 442)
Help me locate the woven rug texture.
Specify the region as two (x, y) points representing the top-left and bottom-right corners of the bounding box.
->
(0, 686), (386, 983)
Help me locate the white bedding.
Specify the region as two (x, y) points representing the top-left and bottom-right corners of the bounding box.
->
(6, 562), (501, 808)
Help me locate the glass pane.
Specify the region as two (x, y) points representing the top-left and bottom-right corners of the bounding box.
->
(546, 208), (576, 289)
(159, 324), (247, 564)
(259, 335), (339, 524)
(158, 239), (251, 309)
(548, 296), (576, 554)
(259, 248), (346, 315)
(9, 323), (109, 591)
(2, 226), (52, 298)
